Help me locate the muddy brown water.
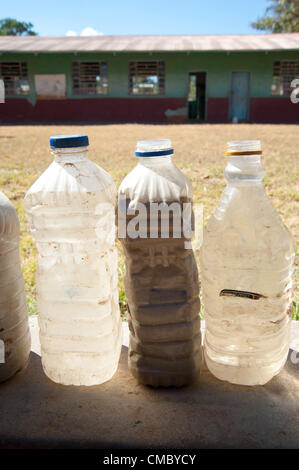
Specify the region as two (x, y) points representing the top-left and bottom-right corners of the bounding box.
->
(118, 199), (202, 387)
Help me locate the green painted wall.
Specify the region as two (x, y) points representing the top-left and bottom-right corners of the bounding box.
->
(1, 49), (298, 105)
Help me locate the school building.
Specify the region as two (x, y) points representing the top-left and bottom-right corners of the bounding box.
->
(0, 33), (298, 123)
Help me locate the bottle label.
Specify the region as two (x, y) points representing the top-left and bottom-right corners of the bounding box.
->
(219, 289), (266, 300)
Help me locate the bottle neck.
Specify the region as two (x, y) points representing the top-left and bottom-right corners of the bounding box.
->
(52, 146), (88, 163)
(137, 155), (173, 167)
(224, 154), (265, 185)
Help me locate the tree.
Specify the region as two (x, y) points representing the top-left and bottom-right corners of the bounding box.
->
(251, 0), (299, 33)
(0, 18), (37, 36)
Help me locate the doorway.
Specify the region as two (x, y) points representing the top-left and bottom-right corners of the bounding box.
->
(188, 72), (206, 121)
(230, 71), (250, 121)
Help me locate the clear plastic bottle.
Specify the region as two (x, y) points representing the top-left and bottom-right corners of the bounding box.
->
(24, 135), (122, 386)
(200, 140), (294, 386)
(0, 191), (31, 383)
(118, 139), (201, 387)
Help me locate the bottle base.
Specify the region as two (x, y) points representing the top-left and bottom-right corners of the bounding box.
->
(42, 357), (120, 386)
(41, 332), (122, 386)
(0, 355), (30, 384)
(0, 333), (31, 384)
(40, 322), (123, 386)
(204, 348), (289, 386)
(129, 363), (200, 388)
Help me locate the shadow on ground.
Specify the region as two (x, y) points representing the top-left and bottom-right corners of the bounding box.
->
(0, 345), (298, 449)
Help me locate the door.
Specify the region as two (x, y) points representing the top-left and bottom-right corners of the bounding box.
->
(188, 72), (206, 120)
(230, 71), (250, 121)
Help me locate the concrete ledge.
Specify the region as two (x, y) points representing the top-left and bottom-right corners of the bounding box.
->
(0, 317), (298, 449)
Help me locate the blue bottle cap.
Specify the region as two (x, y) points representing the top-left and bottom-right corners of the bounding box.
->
(49, 134), (89, 149)
(135, 139), (173, 157)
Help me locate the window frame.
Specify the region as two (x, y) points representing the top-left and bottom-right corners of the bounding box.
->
(0, 62), (30, 97)
(71, 61), (109, 97)
(271, 60), (299, 97)
(129, 61), (165, 96)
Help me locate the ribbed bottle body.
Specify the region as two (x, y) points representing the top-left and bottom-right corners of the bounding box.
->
(0, 192), (30, 383)
(118, 146), (201, 387)
(25, 153), (122, 385)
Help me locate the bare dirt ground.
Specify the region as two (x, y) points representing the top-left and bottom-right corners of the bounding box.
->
(0, 123), (297, 317)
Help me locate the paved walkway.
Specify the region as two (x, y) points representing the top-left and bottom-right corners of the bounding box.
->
(0, 317), (298, 449)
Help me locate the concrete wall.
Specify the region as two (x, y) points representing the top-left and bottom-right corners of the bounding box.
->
(0, 50), (298, 123)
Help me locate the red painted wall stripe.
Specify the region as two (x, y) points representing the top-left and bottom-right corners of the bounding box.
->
(0, 98), (187, 123)
(0, 97), (298, 123)
(250, 98), (299, 124)
(207, 98), (229, 123)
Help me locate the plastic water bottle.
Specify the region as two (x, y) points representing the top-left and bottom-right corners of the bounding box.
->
(200, 140), (294, 385)
(24, 135), (122, 386)
(0, 191), (30, 383)
(118, 139), (201, 387)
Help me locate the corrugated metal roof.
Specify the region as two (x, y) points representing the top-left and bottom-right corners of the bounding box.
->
(0, 33), (298, 53)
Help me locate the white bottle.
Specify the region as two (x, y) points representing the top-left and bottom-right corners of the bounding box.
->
(200, 140), (294, 386)
(24, 135), (122, 386)
(0, 192), (31, 382)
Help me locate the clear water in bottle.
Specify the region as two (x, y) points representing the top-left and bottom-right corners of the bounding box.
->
(200, 140), (294, 385)
(118, 139), (201, 387)
(0, 191), (30, 383)
(24, 135), (122, 386)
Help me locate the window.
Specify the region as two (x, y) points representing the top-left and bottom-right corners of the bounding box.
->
(72, 62), (108, 95)
(272, 61), (299, 96)
(129, 61), (165, 95)
(0, 62), (30, 95)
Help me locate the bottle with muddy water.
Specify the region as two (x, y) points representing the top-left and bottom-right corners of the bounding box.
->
(118, 139), (201, 387)
(200, 140), (294, 385)
(0, 191), (31, 383)
(24, 135), (122, 386)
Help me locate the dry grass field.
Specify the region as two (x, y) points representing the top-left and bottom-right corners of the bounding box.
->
(0, 123), (298, 319)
